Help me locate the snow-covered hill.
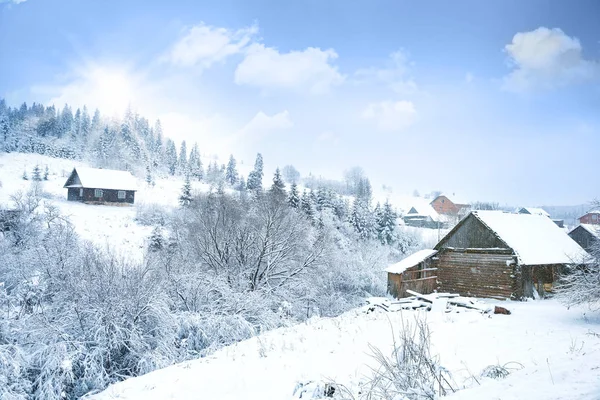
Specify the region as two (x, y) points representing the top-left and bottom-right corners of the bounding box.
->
(0, 152), (200, 261)
(92, 300), (600, 400)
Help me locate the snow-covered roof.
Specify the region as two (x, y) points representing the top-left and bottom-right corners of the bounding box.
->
(386, 249), (438, 274)
(575, 224), (600, 238)
(517, 207), (550, 217)
(473, 211), (588, 265)
(64, 167), (137, 191)
(404, 199), (443, 222)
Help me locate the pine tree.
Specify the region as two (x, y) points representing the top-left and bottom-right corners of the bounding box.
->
(32, 164), (42, 181)
(145, 165), (153, 186)
(43, 165), (49, 181)
(225, 155), (238, 186)
(270, 168), (286, 200)
(149, 226), (165, 252)
(165, 139), (178, 176)
(246, 153), (264, 191)
(179, 140), (188, 175)
(188, 143), (203, 181)
(377, 201), (398, 245)
(237, 176), (247, 193)
(179, 175), (192, 206)
(22, 169), (28, 181)
(288, 182), (300, 208)
(301, 190), (315, 220)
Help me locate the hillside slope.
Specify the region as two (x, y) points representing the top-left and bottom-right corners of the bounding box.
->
(92, 300), (600, 400)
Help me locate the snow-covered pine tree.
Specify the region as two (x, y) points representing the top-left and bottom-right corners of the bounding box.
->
(179, 140), (188, 175)
(270, 167), (286, 200)
(301, 189), (315, 221)
(31, 164), (42, 181)
(145, 165), (153, 186)
(165, 139), (178, 176)
(188, 143), (203, 181)
(288, 182), (300, 208)
(43, 165), (49, 181)
(246, 153), (264, 191)
(149, 226), (165, 252)
(225, 155), (238, 186)
(22, 169), (28, 180)
(376, 200), (398, 245)
(179, 175), (192, 206)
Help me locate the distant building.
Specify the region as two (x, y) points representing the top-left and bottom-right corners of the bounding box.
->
(430, 195), (470, 216)
(578, 210), (600, 225)
(517, 207), (550, 218)
(63, 167), (137, 205)
(569, 224), (599, 253)
(403, 202), (446, 229)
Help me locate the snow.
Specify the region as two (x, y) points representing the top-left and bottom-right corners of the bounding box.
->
(518, 206), (551, 217)
(576, 223), (600, 238)
(92, 300), (600, 400)
(404, 197), (445, 222)
(472, 211), (589, 265)
(385, 248), (437, 274)
(65, 166), (138, 191)
(0, 152), (198, 261)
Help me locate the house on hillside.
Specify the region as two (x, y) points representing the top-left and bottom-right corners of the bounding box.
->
(578, 210), (600, 225)
(432, 211), (589, 299)
(63, 167), (137, 205)
(517, 207), (550, 217)
(386, 249), (438, 298)
(569, 224), (599, 253)
(403, 203), (446, 228)
(430, 195), (470, 217)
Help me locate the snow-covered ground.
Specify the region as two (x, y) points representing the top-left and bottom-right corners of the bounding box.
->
(92, 299), (600, 400)
(0, 152), (202, 261)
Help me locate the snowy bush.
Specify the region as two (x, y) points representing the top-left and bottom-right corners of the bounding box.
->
(135, 202), (168, 226)
(359, 317), (455, 399)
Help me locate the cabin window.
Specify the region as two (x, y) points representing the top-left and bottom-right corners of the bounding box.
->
(94, 189), (103, 198)
(593, 214), (598, 221)
(118, 190), (126, 199)
(79, 188), (83, 197)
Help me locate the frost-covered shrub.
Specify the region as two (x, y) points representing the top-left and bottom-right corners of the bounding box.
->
(135, 202), (168, 226)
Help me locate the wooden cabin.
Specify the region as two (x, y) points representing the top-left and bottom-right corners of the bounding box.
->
(403, 204), (446, 229)
(569, 224), (599, 253)
(517, 207), (550, 217)
(430, 195), (470, 216)
(63, 167), (137, 205)
(433, 211), (589, 299)
(386, 249), (438, 298)
(578, 210), (600, 225)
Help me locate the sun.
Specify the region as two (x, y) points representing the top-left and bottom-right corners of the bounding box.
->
(85, 67), (135, 116)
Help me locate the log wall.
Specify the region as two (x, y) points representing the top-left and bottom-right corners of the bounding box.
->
(435, 248), (518, 299)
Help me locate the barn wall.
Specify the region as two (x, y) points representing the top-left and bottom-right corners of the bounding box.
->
(436, 214), (508, 249)
(569, 226), (597, 252)
(435, 248), (518, 299)
(579, 214), (599, 225)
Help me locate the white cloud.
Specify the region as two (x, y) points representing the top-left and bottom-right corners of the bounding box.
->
(167, 22), (258, 69)
(0, 0), (27, 4)
(354, 50), (418, 94)
(503, 27), (599, 92)
(316, 131), (340, 146)
(361, 100), (417, 132)
(238, 110), (293, 139)
(234, 44), (344, 94)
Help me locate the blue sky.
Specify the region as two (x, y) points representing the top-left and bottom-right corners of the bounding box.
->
(1, 0), (599, 205)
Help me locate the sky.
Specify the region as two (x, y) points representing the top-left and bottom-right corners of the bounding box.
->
(1, 0), (599, 206)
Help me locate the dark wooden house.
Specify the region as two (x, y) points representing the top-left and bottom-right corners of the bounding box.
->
(569, 224), (599, 253)
(432, 211), (589, 299)
(63, 167), (137, 205)
(386, 249), (438, 298)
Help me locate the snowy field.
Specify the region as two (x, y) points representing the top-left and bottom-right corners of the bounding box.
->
(93, 299), (600, 400)
(0, 153), (208, 261)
